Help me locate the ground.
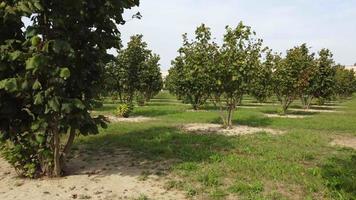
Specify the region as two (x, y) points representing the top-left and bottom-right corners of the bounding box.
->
(1, 92), (355, 200)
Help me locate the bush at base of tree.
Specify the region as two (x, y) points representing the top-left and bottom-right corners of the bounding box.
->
(116, 103), (134, 118)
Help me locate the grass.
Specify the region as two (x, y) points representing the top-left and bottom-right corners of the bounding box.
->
(75, 91), (356, 200)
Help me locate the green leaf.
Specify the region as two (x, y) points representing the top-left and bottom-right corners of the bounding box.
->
(33, 2), (43, 10)
(32, 80), (42, 90)
(61, 103), (72, 113)
(59, 68), (71, 79)
(26, 55), (46, 70)
(35, 134), (45, 144)
(9, 51), (22, 61)
(18, 2), (31, 13)
(2, 78), (18, 92)
(25, 26), (37, 39)
(34, 93), (44, 105)
(0, 2), (6, 8)
(21, 80), (29, 90)
(73, 99), (85, 110)
(48, 97), (60, 111)
(31, 36), (41, 46)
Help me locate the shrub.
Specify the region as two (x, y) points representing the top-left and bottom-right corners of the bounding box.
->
(116, 104), (133, 118)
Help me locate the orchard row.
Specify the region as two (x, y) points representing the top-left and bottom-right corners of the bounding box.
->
(165, 22), (356, 127)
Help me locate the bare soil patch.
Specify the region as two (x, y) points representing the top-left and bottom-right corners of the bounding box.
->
(311, 105), (344, 109)
(0, 149), (185, 200)
(264, 114), (308, 119)
(289, 108), (342, 113)
(106, 115), (155, 123)
(182, 123), (284, 136)
(330, 137), (356, 150)
(186, 109), (212, 112)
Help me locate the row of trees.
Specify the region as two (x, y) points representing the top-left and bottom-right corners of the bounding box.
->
(0, 0), (139, 177)
(166, 22), (356, 128)
(103, 35), (163, 112)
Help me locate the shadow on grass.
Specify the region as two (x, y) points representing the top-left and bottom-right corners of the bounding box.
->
(81, 126), (234, 162)
(236, 115), (273, 127)
(263, 110), (318, 116)
(94, 104), (117, 112)
(70, 126), (235, 177)
(321, 153), (356, 199)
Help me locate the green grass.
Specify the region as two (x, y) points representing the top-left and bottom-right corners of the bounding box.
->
(75, 91), (356, 200)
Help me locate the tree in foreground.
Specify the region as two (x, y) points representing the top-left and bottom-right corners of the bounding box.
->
(212, 22), (264, 128)
(0, 0), (139, 177)
(167, 24), (219, 110)
(273, 44), (315, 114)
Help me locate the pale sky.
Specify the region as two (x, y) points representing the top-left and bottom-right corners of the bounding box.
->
(118, 0), (356, 71)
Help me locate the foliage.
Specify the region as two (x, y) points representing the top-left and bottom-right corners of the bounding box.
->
(213, 22), (264, 127)
(307, 49), (337, 104)
(167, 24), (219, 110)
(273, 44), (315, 114)
(104, 35), (162, 105)
(116, 103), (133, 118)
(249, 50), (274, 103)
(334, 65), (356, 98)
(0, 0), (139, 177)
(137, 53), (163, 104)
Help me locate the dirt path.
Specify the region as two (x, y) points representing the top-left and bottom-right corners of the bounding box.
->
(0, 149), (186, 200)
(331, 137), (356, 150)
(264, 114), (308, 119)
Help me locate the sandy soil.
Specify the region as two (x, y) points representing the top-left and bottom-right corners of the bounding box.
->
(0, 148), (186, 200)
(182, 123), (284, 136)
(244, 103), (280, 106)
(106, 115), (155, 123)
(330, 137), (356, 150)
(264, 114), (308, 119)
(237, 106), (260, 109)
(186, 109), (212, 112)
(310, 105), (344, 109)
(289, 108), (342, 113)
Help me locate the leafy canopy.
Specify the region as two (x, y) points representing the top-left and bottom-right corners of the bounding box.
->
(0, 0), (139, 177)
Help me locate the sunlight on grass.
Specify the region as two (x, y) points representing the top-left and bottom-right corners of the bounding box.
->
(77, 92), (356, 199)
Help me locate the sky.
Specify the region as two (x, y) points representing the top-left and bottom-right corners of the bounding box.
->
(117, 0), (356, 71)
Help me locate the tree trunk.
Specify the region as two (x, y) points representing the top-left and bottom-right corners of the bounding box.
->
(306, 97), (313, 110)
(281, 98), (289, 115)
(226, 106), (234, 129)
(60, 128), (76, 169)
(301, 95), (313, 110)
(53, 128), (61, 177)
